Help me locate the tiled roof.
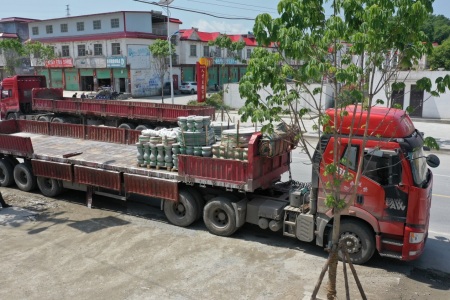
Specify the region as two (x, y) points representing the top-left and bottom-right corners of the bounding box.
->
(179, 29), (268, 47)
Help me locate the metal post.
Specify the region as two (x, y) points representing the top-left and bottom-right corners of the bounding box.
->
(158, 0), (175, 104)
(168, 9), (174, 104)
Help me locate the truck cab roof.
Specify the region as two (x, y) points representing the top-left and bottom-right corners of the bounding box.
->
(326, 105), (415, 138)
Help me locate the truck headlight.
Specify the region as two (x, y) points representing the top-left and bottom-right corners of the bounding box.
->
(409, 232), (425, 244)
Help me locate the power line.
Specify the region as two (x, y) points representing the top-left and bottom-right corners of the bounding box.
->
(212, 0), (278, 13)
(133, 0), (256, 20)
(187, 0), (278, 14)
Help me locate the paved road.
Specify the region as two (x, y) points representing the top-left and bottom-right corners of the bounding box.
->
(1, 187), (449, 300)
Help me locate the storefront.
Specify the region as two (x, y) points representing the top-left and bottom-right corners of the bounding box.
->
(107, 57), (128, 93)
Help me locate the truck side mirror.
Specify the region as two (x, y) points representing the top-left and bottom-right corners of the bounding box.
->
(426, 154), (440, 168)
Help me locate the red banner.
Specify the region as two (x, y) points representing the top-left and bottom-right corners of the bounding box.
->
(45, 58), (74, 68)
(196, 62), (207, 102)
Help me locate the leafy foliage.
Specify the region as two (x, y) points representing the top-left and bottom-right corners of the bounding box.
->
(428, 38), (450, 70)
(421, 14), (450, 44)
(149, 39), (176, 102)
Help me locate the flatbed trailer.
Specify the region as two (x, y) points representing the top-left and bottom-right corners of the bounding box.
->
(0, 119), (290, 211)
(31, 88), (215, 128)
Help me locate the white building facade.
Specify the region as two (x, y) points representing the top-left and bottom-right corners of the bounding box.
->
(28, 11), (181, 96)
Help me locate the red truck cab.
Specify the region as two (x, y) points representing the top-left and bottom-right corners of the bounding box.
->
(313, 105), (439, 262)
(0, 75), (47, 120)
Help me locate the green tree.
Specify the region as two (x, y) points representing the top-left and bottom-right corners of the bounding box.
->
(239, 1), (447, 298)
(208, 35), (245, 87)
(428, 38), (450, 70)
(421, 14), (450, 44)
(24, 41), (55, 73)
(0, 38), (25, 76)
(149, 39), (175, 103)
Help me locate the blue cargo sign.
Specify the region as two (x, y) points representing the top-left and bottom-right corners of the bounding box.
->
(106, 57), (127, 68)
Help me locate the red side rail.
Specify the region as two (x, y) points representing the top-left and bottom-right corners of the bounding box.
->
(32, 94), (215, 122)
(177, 132), (291, 192)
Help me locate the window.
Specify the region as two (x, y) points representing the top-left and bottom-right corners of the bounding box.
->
(77, 45), (86, 56)
(341, 145), (358, 171)
(60, 23), (68, 33)
(247, 48), (252, 59)
(46, 25), (53, 34)
(1, 89), (12, 99)
(203, 46), (210, 57)
(111, 18), (119, 28)
(111, 43), (121, 55)
(94, 44), (103, 56)
(62, 45), (70, 57)
(77, 22), (84, 31)
(215, 47), (221, 57)
(32, 26), (39, 35)
(190, 45), (197, 57)
(93, 20), (101, 30)
(363, 150), (392, 186)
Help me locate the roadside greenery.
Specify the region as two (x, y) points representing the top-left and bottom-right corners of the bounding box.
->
(0, 39), (54, 76)
(149, 39), (175, 103)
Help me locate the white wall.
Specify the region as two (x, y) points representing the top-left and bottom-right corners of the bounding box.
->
(125, 12), (152, 33)
(372, 70), (450, 119)
(28, 12), (125, 39)
(223, 82), (334, 112)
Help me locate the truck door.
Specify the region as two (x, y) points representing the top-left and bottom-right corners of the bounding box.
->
(363, 150), (408, 222)
(0, 87), (17, 118)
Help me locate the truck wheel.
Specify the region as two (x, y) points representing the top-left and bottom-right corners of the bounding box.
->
(38, 116), (51, 122)
(37, 177), (64, 197)
(338, 220), (375, 265)
(164, 190), (198, 227)
(6, 113), (16, 120)
(0, 159), (15, 187)
(203, 197), (237, 236)
(13, 163), (37, 192)
(135, 124), (150, 131)
(118, 123), (136, 130)
(190, 89), (195, 94)
(187, 187), (205, 220)
(51, 117), (66, 123)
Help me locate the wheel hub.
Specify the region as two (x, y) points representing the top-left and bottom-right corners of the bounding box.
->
(340, 232), (361, 254)
(213, 209), (228, 226)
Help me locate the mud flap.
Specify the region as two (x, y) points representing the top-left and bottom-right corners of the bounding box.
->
(296, 213), (315, 242)
(232, 199), (248, 228)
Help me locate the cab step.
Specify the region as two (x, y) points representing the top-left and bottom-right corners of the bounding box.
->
(379, 251), (402, 260)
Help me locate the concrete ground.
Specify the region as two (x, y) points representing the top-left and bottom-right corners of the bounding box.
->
(1, 188), (449, 300)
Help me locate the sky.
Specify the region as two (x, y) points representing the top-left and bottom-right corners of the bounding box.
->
(0, 0), (449, 34)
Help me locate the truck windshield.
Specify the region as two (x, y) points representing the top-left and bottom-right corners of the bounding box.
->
(409, 148), (428, 187)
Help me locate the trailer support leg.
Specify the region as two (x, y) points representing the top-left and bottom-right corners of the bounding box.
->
(86, 186), (93, 208)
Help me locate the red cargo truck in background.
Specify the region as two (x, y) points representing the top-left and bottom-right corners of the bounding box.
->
(0, 75), (214, 129)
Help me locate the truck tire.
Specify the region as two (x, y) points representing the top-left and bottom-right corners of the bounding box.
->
(187, 187), (205, 220)
(37, 177), (64, 197)
(164, 190), (198, 227)
(190, 89), (195, 94)
(6, 113), (17, 120)
(0, 159), (15, 187)
(118, 123), (136, 130)
(38, 115), (51, 122)
(13, 163), (37, 192)
(52, 117), (66, 123)
(338, 219), (375, 265)
(203, 197), (237, 237)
